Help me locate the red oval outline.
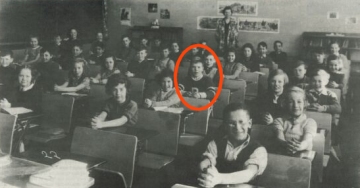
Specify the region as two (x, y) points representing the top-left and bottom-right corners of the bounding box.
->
(173, 44), (224, 111)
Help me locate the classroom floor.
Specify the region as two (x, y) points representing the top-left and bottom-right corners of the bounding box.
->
(321, 62), (360, 188)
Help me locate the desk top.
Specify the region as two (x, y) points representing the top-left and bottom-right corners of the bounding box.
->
(172, 183), (264, 188)
(14, 150), (106, 170)
(105, 126), (159, 142)
(0, 157), (49, 179)
(17, 112), (42, 122)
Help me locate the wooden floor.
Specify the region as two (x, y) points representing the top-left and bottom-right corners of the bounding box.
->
(321, 63), (360, 188)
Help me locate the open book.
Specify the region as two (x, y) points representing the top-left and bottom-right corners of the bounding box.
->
(1, 107), (33, 115)
(152, 107), (184, 114)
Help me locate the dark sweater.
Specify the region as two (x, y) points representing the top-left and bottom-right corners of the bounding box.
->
(269, 51), (288, 71)
(179, 75), (215, 100)
(127, 59), (152, 80)
(36, 61), (63, 92)
(10, 84), (42, 112)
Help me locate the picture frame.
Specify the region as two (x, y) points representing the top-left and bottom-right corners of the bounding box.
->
(217, 1), (258, 16)
(238, 17), (280, 33)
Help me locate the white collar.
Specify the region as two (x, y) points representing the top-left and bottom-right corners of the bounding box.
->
(21, 83), (34, 92)
(192, 74), (203, 81)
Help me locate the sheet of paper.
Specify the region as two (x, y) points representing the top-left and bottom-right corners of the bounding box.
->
(1, 107), (33, 115)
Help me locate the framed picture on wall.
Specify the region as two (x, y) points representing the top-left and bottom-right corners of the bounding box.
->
(160, 9), (170, 19)
(238, 17), (280, 33)
(148, 3), (158, 13)
(197, 16), (223, 30)
(217, 1), (258, 16)
(327, 11), (339, 19)
(119, 7), (131, 26)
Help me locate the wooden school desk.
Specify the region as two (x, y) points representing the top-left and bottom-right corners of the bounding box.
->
(172, 183), (264, 188)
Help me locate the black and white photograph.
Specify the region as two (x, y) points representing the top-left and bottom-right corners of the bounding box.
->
(148, 3), (158, 13)
(160, 9), (170, 19)
(238, 17), (280, 33)
(1, 0), (360, 188)
(217, 1), (258, 16)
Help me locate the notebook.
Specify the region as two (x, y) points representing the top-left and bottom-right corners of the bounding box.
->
(1, 107), (33, 115)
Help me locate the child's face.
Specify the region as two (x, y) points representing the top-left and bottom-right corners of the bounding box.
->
(313, 53), (325, 64)
(155, 39), (161, 46)
(18, 68), (32, 88)
(191, 48), (199, 55)
(43, 52), (53, 63)
(123, 37), (131, 47)
(141, 39), (148, 46)
(244, 47), (252, 58)
(328, 60), (340, 72)
(191, 62), (204, 76)
(311, 75), (328, 90)
(274, 42), (282, 53)
(112, 83), (127, 104)
(258, 45), (267, 55)
(95, 46), (104, 56)
(30, 38), (39, 48)
(1, 55), (14, 67)
(205, 55), (215, 68)
(73, 62), (84, 77)
(330, 43), (340, 54)
(97, 33), (103, 42)
(161, 77), (173, 92)
(162, 49), (170, 58)
(201, 42), (207, 46)
(137, 50), (147, 61)
(105, 57), (115, 70)
(73, 46), (83, 57)
(172, 43), (179, 52)
(227, 52), (236, 63)
(225, 109), (251, 141)
(287, 92), (305, 117)
(293, 65), (306, 79)
(54, 36), (61, 44)
(224, 9), (232, 19)
(270, 75), (285, 94)
(70, 29), (77, 39)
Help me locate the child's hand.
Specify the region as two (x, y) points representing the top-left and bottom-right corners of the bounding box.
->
(287, 139), (305, 152)
(144, 98), (152, 108)
(89, 60), (96, 65)
(100, 79), (108, 84)
(125, 71), (134, 77)
(311, 103), (326, 112)
(183, 91), (192, 97)
(0, 98), (11, 108)
(198, 166), (222, 188)
(155, 66), (161, 72)
(54, 85), (61, 91)
(263, 113), (274, 125)
(91, 117), (103, 129)
(90, 78), (99, 84)
(329, 81), (339, 88)
(193, 93), (201, 99)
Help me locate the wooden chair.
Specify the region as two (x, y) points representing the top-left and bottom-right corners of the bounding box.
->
(313, 131), (325, 182)
(256, 153), (311, 188)
(327, 87), (341, 125)
(88, 84), (108, 117)
(259, 67), (270, 94)
(90, 168), (126, 188)
(25, 93), (75, 144)
(71, 127), (137, 188)
(116, 60), (129, 73)
(135, 109), (181, 170)
(179, 98), (210, 147)
(88, 64), (101, 77)
(0, 113), (17, 155)
(222, 79), (246, 103)
(306, 111), (332, 154)
(212, 88), (230, 119)
(128, 77), (145, 105)
(238, 72), (259, 100)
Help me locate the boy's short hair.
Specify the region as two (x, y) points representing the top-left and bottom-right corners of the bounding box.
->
(293, 60), (307, 69)
(137, 47), (147, 53)
(327, 55), (344, 71)
(29, 35), (39, 40)
(191, 56), (203, 64)
(0, 49), (14, 58)
(241, 43), (256, 57)
(223, 102), (250, 120)
(329, 41), (340, 48)
(268, 69), (289, 85)
(73, 42), (83, 49)
(191, 59), (205, 68)
(103, 52), (115, 59)
(155, 69), (174, 85)
(105, 73), (131, 95)
(227, 48), (236, 55)
(285, 86), (306, 101)
(40, 47), (53, 55)
(93, 41), (105, 49)
(312, 48), (325, 54)
(258, 41), (268, 49)
(161, 44), (170, 51)
(121, 34), (131, 41)
(313, 69), (330, 80)
(273, 40), (283, 47)
(222, 6), (233, 15)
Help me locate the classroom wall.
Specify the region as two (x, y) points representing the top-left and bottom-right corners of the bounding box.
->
(106, 0), (360, 57)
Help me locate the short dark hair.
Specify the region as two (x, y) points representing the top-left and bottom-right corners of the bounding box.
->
(103, 52), (115, 59)
(312, 48), (325, 54)
(273, 40), (283, 47)
(327, 54), (341, 63)
(121, 34), (131, 41)
(258, 41), (268, 49)
(293, 60), (307, 69)
(0, 49), (14, 58)
(29, 35), (39, 41)
(105, 73), (131, 95)
(227, 48), (236, 55)
(156, 69), (174, 86)
(223, 102), (250, 120)
(222, 6), (233, 15)
(73, 42), (83, 50)
(161, 44), (170, 51)
(93, 41), (105, 49)
(40, 47), (53, 55)
(241, 43), (256, 58)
